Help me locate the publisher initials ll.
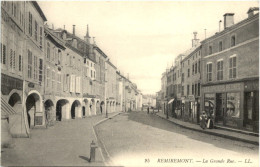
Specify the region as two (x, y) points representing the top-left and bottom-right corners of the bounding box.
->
(245, 159), (252, 163)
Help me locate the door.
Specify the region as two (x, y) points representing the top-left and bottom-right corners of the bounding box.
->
(244, 92), (254, 131)
(215, 93), (225, 125)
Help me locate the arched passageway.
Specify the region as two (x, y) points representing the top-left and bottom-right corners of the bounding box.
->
(71, 100), (81, 119)
(56, 99), (69, 121)
(8, 93), (22, 113)
(44, 100), (54, 125)
(26, 93), (41, 128)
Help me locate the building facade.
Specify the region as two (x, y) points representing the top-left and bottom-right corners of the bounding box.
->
(201, 10), (259, 132)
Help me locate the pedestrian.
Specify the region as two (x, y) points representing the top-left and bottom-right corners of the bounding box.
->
(207, 113), (214, 129)
(147, 107), (149, 114)
(200, 111), (207, 130)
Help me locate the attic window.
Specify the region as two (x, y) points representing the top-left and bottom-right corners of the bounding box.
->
(231, 35), (236, 47)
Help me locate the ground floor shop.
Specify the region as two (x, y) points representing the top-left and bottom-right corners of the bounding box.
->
(202, 79), (259, 133)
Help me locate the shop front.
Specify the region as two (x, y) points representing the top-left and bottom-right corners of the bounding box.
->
(202, 80), (259, 133)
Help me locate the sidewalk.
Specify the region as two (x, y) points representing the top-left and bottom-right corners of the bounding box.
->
(1, 112), (119, 166)
(155, 112), (259, 145)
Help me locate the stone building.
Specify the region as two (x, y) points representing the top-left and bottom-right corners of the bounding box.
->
(201, 8), (259, 132)
(106, 60), (117, 113)
(160, 72), (167, 114)
(180, 32), (201, 124)
(1, 1), (47, 136)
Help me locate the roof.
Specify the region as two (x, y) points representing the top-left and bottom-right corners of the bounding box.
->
(247, 7), (259, 14)
(45, 27), (66, 50)
(107, 60), (117, 70)
(93, 45), (108, 59)
(31, 1), (47, 21)
(182, 45), (202, 62)
(201, 12), (259, 44)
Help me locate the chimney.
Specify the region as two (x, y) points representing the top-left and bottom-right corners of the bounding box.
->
(247, 7), (259, 18)
(84, 25), (91, 43)
(73, 25), (75, 35)
(223, 13), (234, 29)
(192, 31), (200, 47)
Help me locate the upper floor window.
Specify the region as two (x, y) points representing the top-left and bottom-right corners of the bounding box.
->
(34, 21), (38, 41)
(219, 41), (223, 51)
(1, 43), (7, 65)
(28, 50), (32, 79)
(231, 35), (236, 47)
(209, 46), (212, 55)
(181, 73), (184, 82)
(195, 62), (197, 74)
(229, 56), (237, 79)
(40, 27), (43, 48)
(28, 12), (32, 36)
(206, 63), (212, 82)
(187, 69), (190, 77)
(198, 60), (200, 73)
(47, 42), (50, 61)
(217, 60), (223, 81)
(192, 64), (194, 75)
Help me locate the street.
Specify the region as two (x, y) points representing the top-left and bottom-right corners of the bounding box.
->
(95, 111), (259, 167)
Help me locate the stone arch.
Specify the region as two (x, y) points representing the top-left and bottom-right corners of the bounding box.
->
(25, 90), (43, 128)
(56, 99), (69, 120)
(44, 99), (54, 125)
(8, 92), (22, 113)
(96, 100), (101, 115)
(71, 100), (81, 119)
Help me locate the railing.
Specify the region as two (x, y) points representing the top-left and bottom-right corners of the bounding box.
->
(1, 97), (17, 119)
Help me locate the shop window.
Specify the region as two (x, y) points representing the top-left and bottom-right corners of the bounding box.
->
(226, 92), (240, 118)
(217, 60), (223, 80)
(206, 63), (212, 82)
(229, 56), (237, 79)
(204, 94), (215, 116)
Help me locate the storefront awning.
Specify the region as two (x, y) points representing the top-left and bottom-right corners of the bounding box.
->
(168, 99), (175, 104)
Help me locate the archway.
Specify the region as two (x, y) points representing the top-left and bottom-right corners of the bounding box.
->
(100, 101), (104, 114)
(71, 100), (81, 119)
(8, 93), (22, 113)
(91, 99), (96, 115)
(56, 99), (69, 120)
(44, 100), (54, 125)
(96, 101), (100, 115)
(26, 93), (41, 128)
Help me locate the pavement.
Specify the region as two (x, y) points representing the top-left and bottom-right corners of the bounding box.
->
(155, 111), (259, 145)
(95, 111), (259, 167)
(1, 112), (119, 166)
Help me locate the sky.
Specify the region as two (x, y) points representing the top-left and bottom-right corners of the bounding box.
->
(38, 1), (258, 95)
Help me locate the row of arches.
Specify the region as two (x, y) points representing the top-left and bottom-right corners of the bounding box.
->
(6, 90), (122, 130)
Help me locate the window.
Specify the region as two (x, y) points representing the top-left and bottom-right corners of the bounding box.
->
(192, 64), (194, 75)
(209, 46), (212, 55)
(195, 84), (197, 96)
(57, 73), (61, 91)
(33, 56), (38, 80)
(206, 63), (212, 82)
(39, 59), (43, 83)
(28, 50), (32, 78)
(231, 35), (236, 47)
(28, 12), (32, 36)
(34, 21), (38, 41)
(229, 56), (237, 79)
(94, 71), (96, 78)
(40, 27), (43, 48)
(91, 70), (93, 78)
(13, 50), (16, 70)
(10, 49), (13, 69)
(188, 69), (190, 77)
(52, 71), (55, 89)
(181, 73), (184, 82)
(198, 83), (200, 96)
(198, 60), (200, 73)
(195, 62), (197, 74)
(188, 60), (190, 65)
(47, 42), (50, 61)
(219, 41), (223, 51)
(1, 43), (6, 65)
(217, 60), (223, 80)
(192, 84), (194, 95)
(46, 68), (50, 87)
(18, 55), (22, 72)
(226, 92), (240, 118)
(181, 86), (184, 96)
(187, 85), (190, 95)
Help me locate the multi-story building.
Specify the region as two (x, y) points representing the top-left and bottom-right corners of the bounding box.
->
(181, 32), (201, 124)
(201, 8), (259, 132)
(160, 72), (167, 114)
(1, 1), (47, 136)
(106, 60), (117, 113)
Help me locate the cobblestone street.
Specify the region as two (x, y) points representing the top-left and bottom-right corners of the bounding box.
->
(95, 111), (259, 167)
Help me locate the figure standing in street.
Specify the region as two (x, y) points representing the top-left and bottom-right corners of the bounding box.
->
(200, 111), (207, 130)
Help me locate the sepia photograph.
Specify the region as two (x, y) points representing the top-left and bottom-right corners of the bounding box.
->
(1, 0), (259, 166)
